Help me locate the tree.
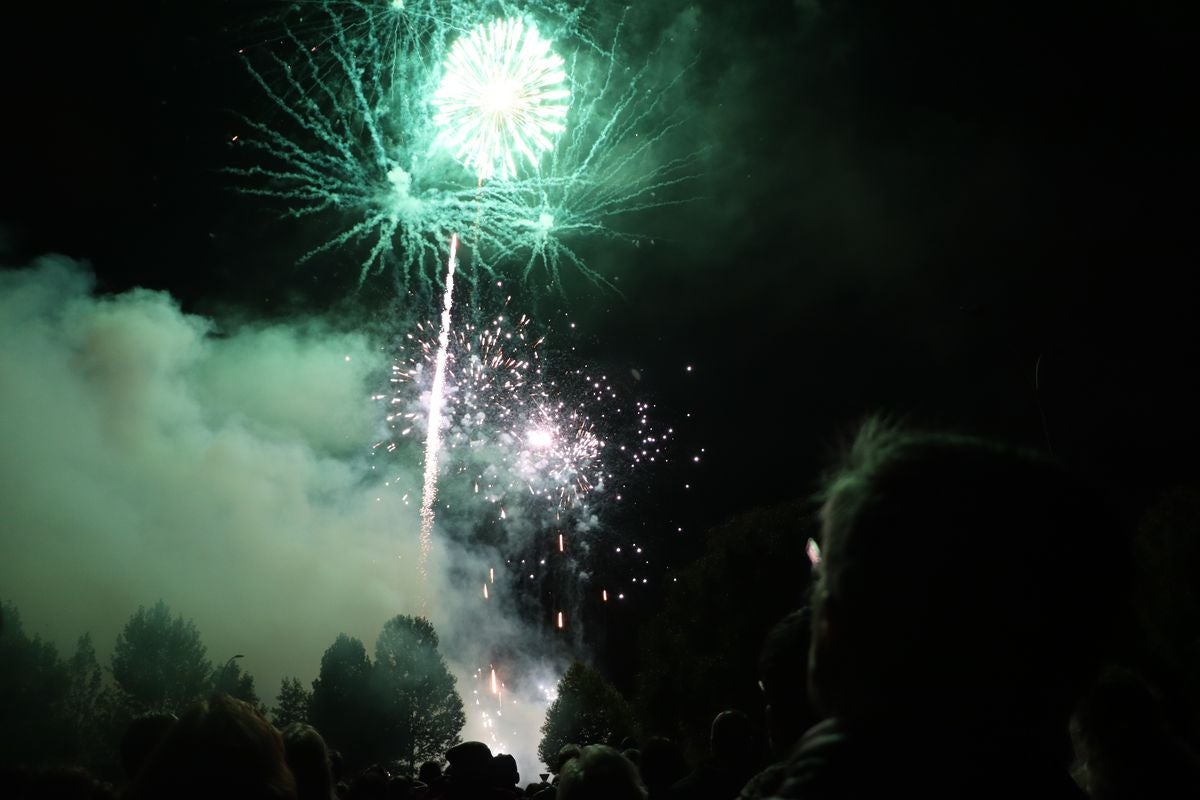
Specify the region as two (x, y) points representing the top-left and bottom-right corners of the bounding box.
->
(538, 662), (637, 769)
(310, 634), (374, 766)
(272, 676), (312, 728)
(63, 633), (109, 766)
(634, 500), (815, 764)
(213, 657), (261, 708)
(370, 615), (465, 772)
(0, 602), (73, 767)
(111, 600), (212, 715)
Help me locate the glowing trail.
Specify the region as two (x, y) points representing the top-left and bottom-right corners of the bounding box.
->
(418, 234), (459, 598)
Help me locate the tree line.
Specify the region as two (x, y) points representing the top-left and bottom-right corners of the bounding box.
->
(0, 601), (465, 778)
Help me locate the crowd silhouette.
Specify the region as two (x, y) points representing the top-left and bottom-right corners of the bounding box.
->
(6, 419), (1200, 799)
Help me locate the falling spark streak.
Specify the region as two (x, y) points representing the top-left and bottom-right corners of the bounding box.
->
(489, 567), (495, 584)
(556, 611), (564, 629)
(483, 583), (489, 599)
(558, 532), (564, 552)
(418, 234), (459, 598)
(602, 589), (608, 602)
(491, 666), (499, 695)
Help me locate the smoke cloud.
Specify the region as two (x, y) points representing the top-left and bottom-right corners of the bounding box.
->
(0, 256), (558, 778)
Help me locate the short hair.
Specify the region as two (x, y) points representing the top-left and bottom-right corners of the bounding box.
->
(709, 710), (753, 761)
(759, 608), (812, 708)
(556, 745), (645, 800)
(120, 713), (177, 781)
(815, 419), (1125, 722)
(126, 694), (297, 800)
(281, 723), (332, 800)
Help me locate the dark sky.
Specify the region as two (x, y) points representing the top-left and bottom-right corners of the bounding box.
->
(2, 0), (1199, 692)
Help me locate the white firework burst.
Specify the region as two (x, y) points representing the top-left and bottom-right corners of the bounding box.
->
(432, 17), (571, 182)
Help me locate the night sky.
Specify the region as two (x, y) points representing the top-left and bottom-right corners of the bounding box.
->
(2, 0), (1198, 757)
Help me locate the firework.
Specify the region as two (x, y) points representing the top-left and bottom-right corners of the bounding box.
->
(384, 310), (608, 512)
(230, 1), (701, 293)
(432, 18), (571, 182)
(417, 234), (458, 594)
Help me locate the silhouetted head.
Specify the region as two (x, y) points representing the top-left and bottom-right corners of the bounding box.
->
(638, 737), (687, 796)
(709, 710), (754, 765)
(417, 760), (442, 786)
(556, 745), (645, 800)
(120, 712), (178, 782)
(346, 767), (388, 800)
(281, 723), (332, 800)
(811, 419), (1126, 737)
(492, 753), (519, 787)
(327, 749), (344, 784)
(126, 693), (297, 800)
(554, 744), (582, 775)
(446, 741), (493, 787)
(759, 608), (816, 754)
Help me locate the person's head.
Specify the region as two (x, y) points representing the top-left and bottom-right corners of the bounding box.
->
(120, 712), (178, 782)
(637, 737), (686, 795)
(445, 741), (493, 788)
(758, 608), (816, 754)
(281, 723), (333, 800)
(126, 693), (297, 800)
(810, 419), (1125, 736)
(556, 745), (645, 800)
(492, 753), (519, 787)
(416, 761), (442, 786)
(709, 710), (754, 766)
(553, 744), (582, 776)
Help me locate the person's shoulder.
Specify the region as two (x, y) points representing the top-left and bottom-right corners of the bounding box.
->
(737, 761), (788, 800)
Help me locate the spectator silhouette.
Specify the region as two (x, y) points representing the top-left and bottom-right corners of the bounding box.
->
(770, 420), (1125, 799)
(347, 767), (389, 800)
(417, 760), (445, 798)
(738, 610), (816, 799)
(639, 737), (688, 800)
(119, 712), (177, 784)
(1071, 665), (1200, 798)
(671, 710), (758, 800)
(328, 749), (347, 798)
(491, 753), (521, 797)
(553, 744), (581, 780)
(348, 767), (388, 800)
(444, 740), (504, 799)
(125, 693), (297, 800)
(22, 766), (115, 800)
(556, 745), (645, 800)
(282, 723), (335, 800)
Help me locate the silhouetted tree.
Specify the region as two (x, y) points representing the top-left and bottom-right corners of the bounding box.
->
(62, 633), (110, 766)
(538, 662), (636, 769)
(111, 600), (212, 715)
(213, 657), (261, 708)
(272, 676), (312, 728)
(371, 615), (465, 772)
(635, 500), (814, 764)
(310, 634), (374, 767)
(0, 602), (73, 767)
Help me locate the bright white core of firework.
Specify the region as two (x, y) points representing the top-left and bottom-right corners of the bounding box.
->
(432, 17), (571, 181)
(527, 428), (554, 449)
